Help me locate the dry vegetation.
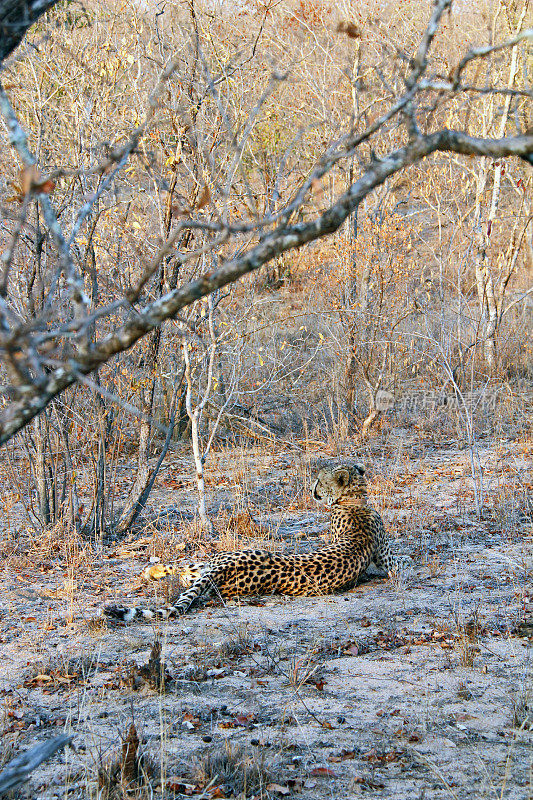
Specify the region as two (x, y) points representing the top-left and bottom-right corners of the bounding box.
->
(0, 0), (532, 797)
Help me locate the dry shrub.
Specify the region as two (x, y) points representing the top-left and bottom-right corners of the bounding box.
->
(98, 723), (155, 800)
(216, 509), (265, 539)
(10, 521), (92, 575)
(192, 742), (272, 798)
(453, 612), (481, 668)
(485, 483), (532, 539)
(144, 523), (191, 561)
(214, 509), (282, 553)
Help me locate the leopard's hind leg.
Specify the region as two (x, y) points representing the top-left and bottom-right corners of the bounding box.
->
(372, 538), (411, 577)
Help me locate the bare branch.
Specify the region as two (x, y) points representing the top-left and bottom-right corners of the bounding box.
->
(450, 28), (533, 89)
(1, 124), (532, 444)
(0, 734), (72, 795)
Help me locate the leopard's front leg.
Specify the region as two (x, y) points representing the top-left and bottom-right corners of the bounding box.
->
(172, 567), (222, 613)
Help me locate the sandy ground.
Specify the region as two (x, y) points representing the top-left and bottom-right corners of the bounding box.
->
(0, 440), (531, 799)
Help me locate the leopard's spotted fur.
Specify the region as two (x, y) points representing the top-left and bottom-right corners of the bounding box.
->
(104, 465), (408, 622)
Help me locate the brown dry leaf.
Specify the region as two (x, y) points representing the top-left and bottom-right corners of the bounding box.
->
(20, 165), (55, 196)
(336, 21), (361, 39)
(384, 750), (401, 762)
(310, 767), (337, 777)
(196, 184), (211, 210)
(166, 779), (199, 795)
(234, 712), (256, 728)
(329, 749), (356, 762)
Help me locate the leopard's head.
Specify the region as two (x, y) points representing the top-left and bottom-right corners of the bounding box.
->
(312, 464), (367, 508)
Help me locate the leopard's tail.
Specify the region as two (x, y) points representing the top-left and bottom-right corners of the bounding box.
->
(103, 603), (183, 622)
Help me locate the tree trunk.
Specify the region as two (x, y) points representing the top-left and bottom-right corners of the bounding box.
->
(114, 379), (154, 534)
(344, 204), (359, 419)
(473, 0), (528, 374)
(32, 415), (50, 525)
(361, 408), (380, 438)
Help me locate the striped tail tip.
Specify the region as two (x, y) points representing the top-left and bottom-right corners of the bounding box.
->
(104, 605), (141, 622)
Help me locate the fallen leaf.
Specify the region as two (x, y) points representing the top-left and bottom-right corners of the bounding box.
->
(207, 787), (225, 798)
(166, 779), (198, 794)
(329, 749), (355, 762)
(234, 712), (256, 728)
(310, 767), (337, 777)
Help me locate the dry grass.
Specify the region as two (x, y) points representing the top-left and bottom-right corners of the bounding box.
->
(221, 510), (266, 538)
(191, 742), (273, 798)
(511, 681), (532, 730)
(453, 611), (482, 668)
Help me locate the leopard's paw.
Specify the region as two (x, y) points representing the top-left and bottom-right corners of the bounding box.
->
(143, 563), (173, 582)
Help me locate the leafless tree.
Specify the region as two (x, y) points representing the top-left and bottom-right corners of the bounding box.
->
(0, 0), (532, 526)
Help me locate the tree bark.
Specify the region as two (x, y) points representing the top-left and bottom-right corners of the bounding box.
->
(0, 0), (59, 63)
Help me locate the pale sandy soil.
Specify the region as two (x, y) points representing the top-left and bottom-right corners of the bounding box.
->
(0, 439), (531, 799)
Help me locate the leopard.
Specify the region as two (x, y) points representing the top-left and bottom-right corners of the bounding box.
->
(104, 464), (409, 622)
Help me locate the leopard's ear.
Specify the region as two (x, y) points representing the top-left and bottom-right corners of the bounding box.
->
(333, 467), (350, 487)
(355, 465), (365, 476)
